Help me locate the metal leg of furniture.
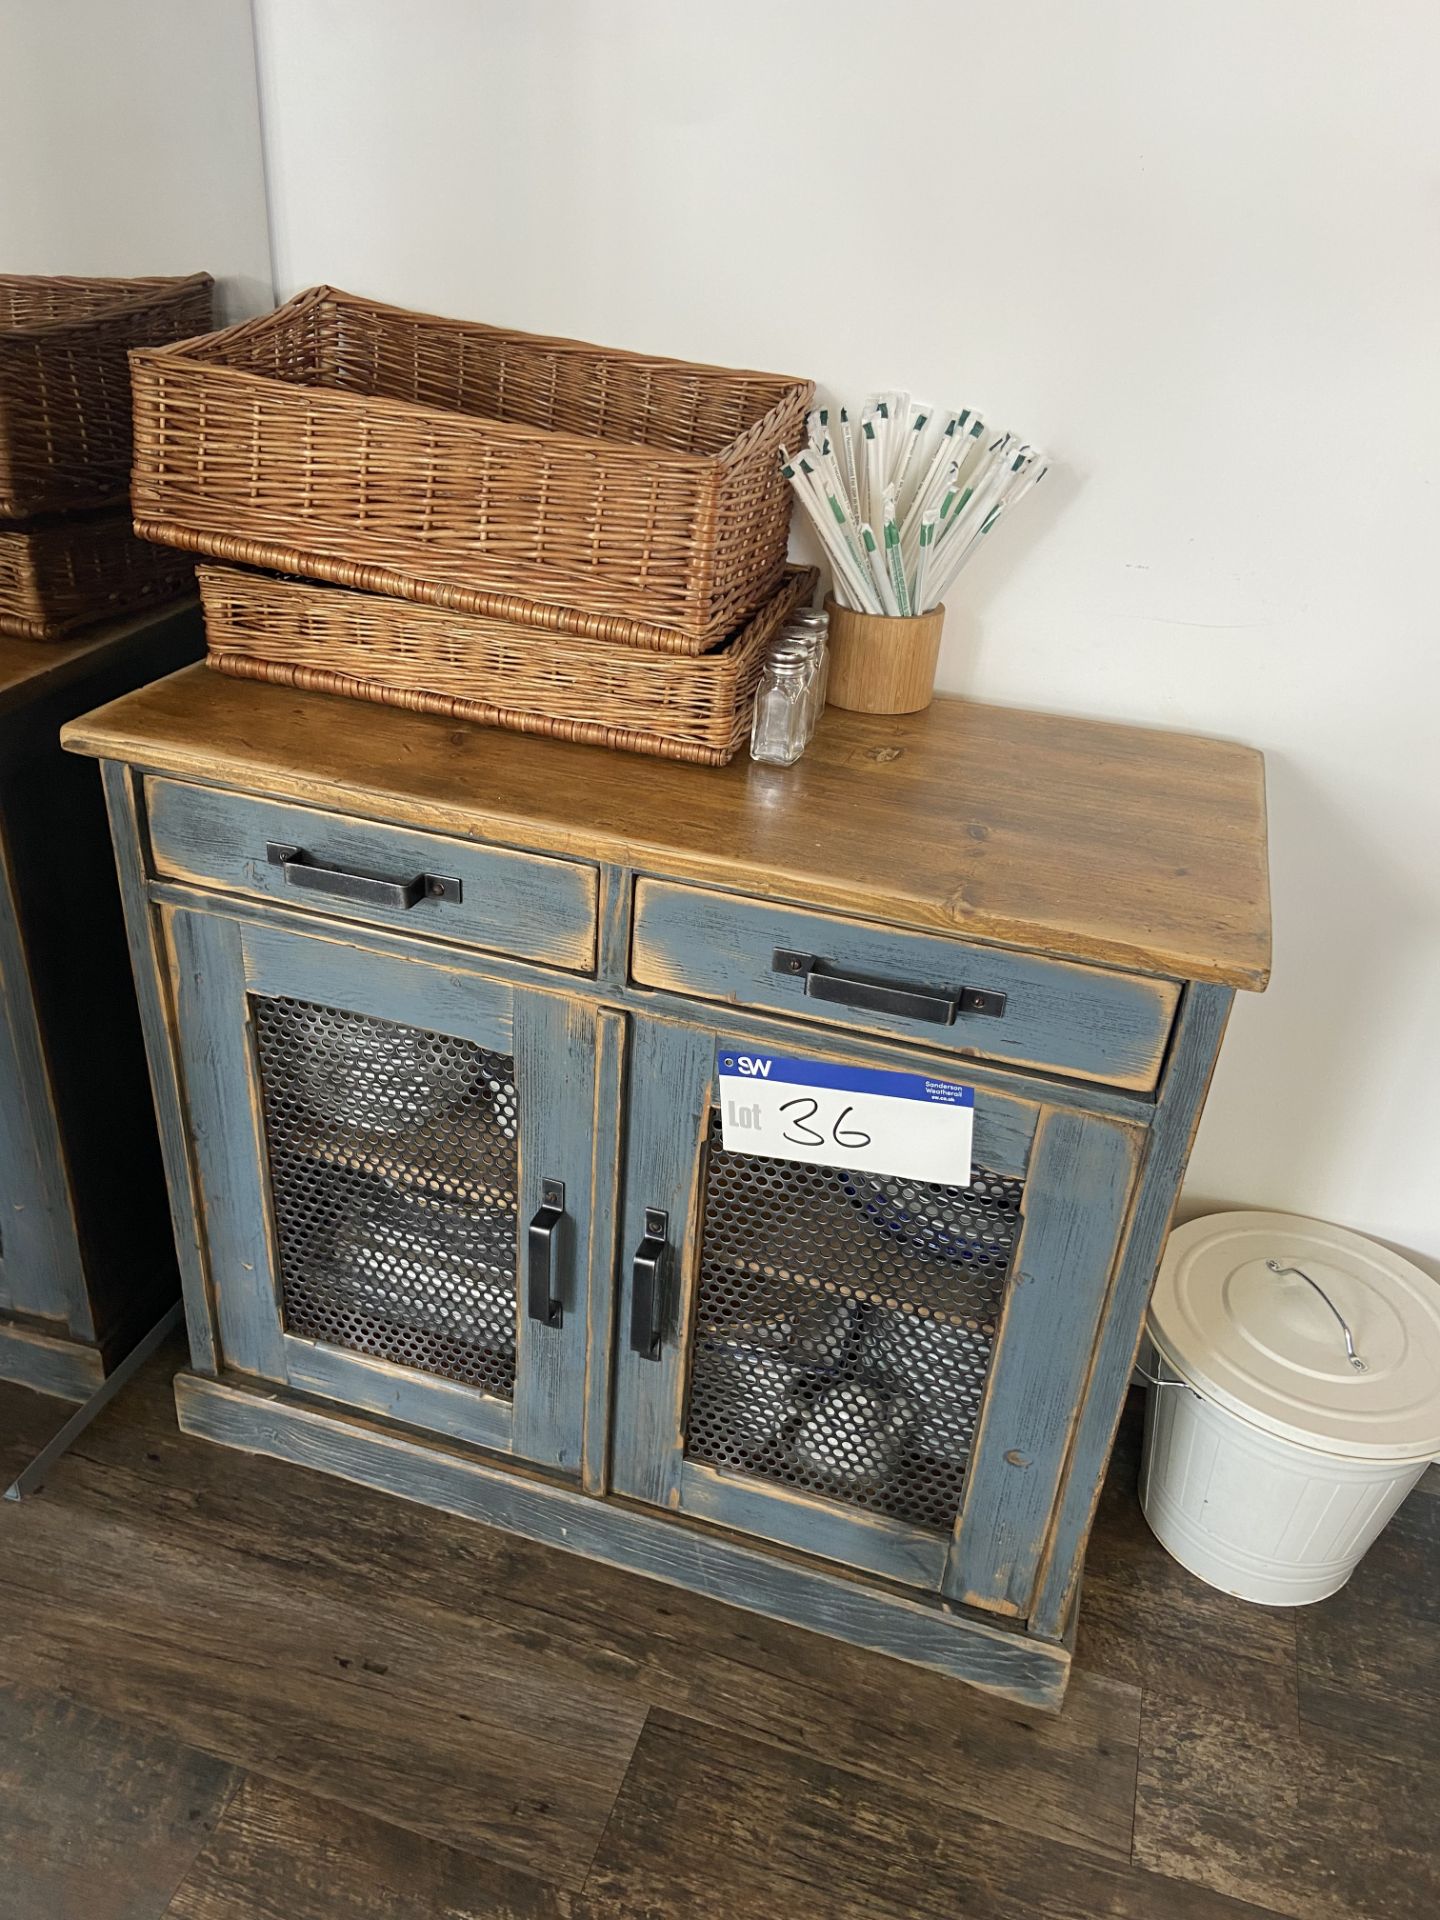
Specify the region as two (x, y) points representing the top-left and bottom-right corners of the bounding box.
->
(3, 1301), (183, 1501)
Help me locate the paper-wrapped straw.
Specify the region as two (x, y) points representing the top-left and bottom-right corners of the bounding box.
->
(781, 392), (1046, 614)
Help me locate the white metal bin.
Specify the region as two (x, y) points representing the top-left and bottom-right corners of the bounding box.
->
(1140, 1211), (1440, 1605)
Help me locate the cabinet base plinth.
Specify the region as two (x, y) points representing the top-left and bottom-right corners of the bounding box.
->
(0, 1316), (107, 1401)
(173, 1368), (1071, 1711)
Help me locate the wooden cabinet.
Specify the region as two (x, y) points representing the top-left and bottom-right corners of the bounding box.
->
(0, 605), (202, 1399)
(65, 670), (1270, 1710)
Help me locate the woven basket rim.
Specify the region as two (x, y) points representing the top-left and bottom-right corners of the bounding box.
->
(1, 501), (139, 544)
(132, 282), (810, 469)
(132, 357), (731, 473)
(163, 531), (790, 652)
(205, 651), (746, 765)
(0, 492), (132, 534)
(0, 271), (214, 341)
(162, 281), (809, 390)
(194, 558), (817, 682)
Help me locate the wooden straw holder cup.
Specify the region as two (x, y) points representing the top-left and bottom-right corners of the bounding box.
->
(822, 595), (945, 714)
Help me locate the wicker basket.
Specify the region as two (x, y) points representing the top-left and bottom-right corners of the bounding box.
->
(0, 507), (196, 641)
(0, 273), (213, 518)
(200, 562), (818, 765)
(133, 286), (811, 649)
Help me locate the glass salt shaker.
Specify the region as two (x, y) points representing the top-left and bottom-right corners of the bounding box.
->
(775, 624), (824, 731)
(750, 647), (812, 764)
(787, 606), (830, 722)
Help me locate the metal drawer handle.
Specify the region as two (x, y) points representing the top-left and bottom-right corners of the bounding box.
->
(772, 949), (1006, 1026)
(1266, 1260), (1367, 1371)
(527, 1179), (566, 1328)
(629, 1209), (670, 1362)
(267, 842), (462, 911)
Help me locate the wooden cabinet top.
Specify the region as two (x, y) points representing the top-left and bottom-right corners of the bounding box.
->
(64, 665), (1271, 990)
(0, 607), (199, 720)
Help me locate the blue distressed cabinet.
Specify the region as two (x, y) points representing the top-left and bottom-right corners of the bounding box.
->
(65, 669), (1270, 1709)
(0, 605), (201, 1400)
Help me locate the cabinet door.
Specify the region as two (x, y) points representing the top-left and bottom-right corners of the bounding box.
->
(164, 906), (599, 1476)
(610, 1014), (1140, 1612)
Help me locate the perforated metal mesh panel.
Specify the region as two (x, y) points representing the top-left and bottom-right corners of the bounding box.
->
(686, 1110), (1024, 1533)
(252, 994), (520, 1399)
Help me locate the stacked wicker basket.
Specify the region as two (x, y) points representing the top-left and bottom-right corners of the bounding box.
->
(126, 285), (816, 764)
(0, 274), (212, 640)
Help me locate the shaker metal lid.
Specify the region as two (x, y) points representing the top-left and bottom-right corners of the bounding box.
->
(1148, 1211), (1440, 1462)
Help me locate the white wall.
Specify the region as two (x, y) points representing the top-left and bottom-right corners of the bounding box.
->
(0, 0), (272, 320)
(251, 0), (1440, 1271)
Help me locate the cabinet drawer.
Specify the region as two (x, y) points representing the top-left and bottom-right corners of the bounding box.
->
(630, 880), (1178, 1090)
(147, 779), (597, 971)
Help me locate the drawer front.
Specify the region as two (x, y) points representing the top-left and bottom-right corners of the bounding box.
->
(147, 779), (597, 971)
(630, 880), (1178, 1090)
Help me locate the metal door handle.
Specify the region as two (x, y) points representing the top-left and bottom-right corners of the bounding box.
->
(267, 842), (462, 910)
(772, 949), (1006, 1025)
(629, 1209), (670, 1361)
(527, 1179), (566, 1328)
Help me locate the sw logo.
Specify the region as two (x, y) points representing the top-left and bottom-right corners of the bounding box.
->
(732, 1056), (773, 1078)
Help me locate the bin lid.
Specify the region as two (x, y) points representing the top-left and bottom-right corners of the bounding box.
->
(1148, 1211), (1440, 1462)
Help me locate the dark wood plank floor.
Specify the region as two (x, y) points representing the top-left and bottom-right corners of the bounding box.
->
(0, 1348), (1433, 1919)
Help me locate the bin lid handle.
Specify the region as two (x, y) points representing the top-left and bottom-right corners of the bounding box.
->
(1266, 1260), (1367, 1372)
